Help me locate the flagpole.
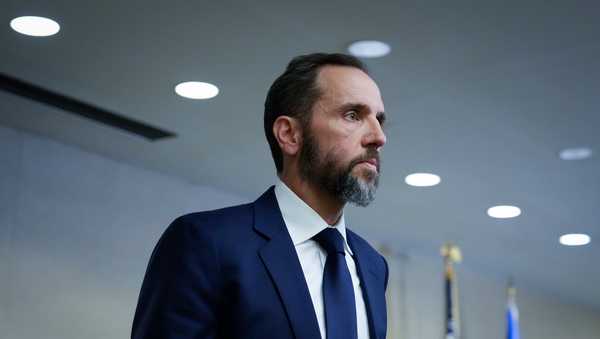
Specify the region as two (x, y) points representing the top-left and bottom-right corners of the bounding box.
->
(441, 243), (462, 339)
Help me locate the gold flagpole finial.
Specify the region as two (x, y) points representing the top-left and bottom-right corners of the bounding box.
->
(440, 243), (462, 263)
(507, 277), (517, 298)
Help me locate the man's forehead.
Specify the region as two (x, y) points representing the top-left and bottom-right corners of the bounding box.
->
(315, 65), (383, 109)
(316, 65), (372, 87)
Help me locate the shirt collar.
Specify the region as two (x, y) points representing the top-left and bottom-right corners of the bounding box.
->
(274, 178), (353, 255)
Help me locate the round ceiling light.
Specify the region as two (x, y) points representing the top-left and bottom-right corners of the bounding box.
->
(175, 81), (219, 99)
(559, 233), (591, 246)
(487, 205), (521, 219)
(348, 40), (391, 58)
(559, 147), (592, 161)
(405, 173), (441, 187)
(10, 16), (60, 37)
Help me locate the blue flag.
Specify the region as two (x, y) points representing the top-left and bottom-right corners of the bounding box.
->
(507, 285), (520, 339)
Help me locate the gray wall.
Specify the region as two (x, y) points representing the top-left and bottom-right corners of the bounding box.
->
(1, 124), (599, 339)
(0, 125), (248, 338)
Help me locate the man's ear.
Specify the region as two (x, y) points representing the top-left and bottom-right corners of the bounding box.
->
(273, 116), (302, 156)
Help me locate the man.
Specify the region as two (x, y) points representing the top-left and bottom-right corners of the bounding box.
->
(131, 53), (389, 339)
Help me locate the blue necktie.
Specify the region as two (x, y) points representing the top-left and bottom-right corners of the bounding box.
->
(313, 228), (357, 339)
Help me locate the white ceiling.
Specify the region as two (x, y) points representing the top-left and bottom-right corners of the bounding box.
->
(1, 0), (599, 309)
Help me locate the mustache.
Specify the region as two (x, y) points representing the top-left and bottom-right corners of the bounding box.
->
(350, 149), (381, 171)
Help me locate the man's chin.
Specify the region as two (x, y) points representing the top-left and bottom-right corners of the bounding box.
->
(343, 175), (378, 207)
(352, 166), (378, 185)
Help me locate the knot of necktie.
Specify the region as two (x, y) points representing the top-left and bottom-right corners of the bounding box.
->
(313, 227), (345, 255)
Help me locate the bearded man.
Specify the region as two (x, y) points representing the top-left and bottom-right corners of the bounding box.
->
(132, 53), (389, 339)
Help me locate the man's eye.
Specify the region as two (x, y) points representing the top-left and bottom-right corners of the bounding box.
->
(345, 111), (359, 121)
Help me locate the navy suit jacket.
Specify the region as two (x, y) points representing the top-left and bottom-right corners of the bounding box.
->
(132, 186), (389, 339)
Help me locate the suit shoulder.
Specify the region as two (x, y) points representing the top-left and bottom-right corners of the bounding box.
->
(160, 202), (254, 241)
(178, 202), (253, 228)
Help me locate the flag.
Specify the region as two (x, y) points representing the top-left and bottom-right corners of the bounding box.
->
(441, 243), (462, 339)
(444, 261), (460, 339)
(507, 283), (520, 339)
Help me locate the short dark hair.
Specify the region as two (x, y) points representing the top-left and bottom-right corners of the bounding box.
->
(264, 53), (368, 173)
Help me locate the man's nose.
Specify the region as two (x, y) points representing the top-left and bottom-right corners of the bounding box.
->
(363, 117), (386, 150)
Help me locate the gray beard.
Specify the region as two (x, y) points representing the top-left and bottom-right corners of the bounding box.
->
(339, 171), (378, 207)
(298, 129), (380, 207)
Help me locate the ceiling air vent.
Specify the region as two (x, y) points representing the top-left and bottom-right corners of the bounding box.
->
(0, 72), (175, 141)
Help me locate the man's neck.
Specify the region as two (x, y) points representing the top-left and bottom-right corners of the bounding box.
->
(278, 173), (344, 226)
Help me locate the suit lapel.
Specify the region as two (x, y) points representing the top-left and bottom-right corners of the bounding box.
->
(347, 230), (386, 339)
(253, 187), (321, 339)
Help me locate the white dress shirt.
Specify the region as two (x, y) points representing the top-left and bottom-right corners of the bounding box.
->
(274, 179), (370, 339)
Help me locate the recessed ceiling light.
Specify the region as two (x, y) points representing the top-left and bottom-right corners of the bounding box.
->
(175, 81), (219, 99)
(559, 147), (592, 160)
(559, 233), (591, 246)
(487, 205), (521, 219)
(405, 173), (441, 187)
(10, 16), (60, 37)
(348, 40), (391, 58)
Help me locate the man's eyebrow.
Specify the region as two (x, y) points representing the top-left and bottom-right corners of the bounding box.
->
(376, 111), (386, 125)
(338, 102), (369, 112)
